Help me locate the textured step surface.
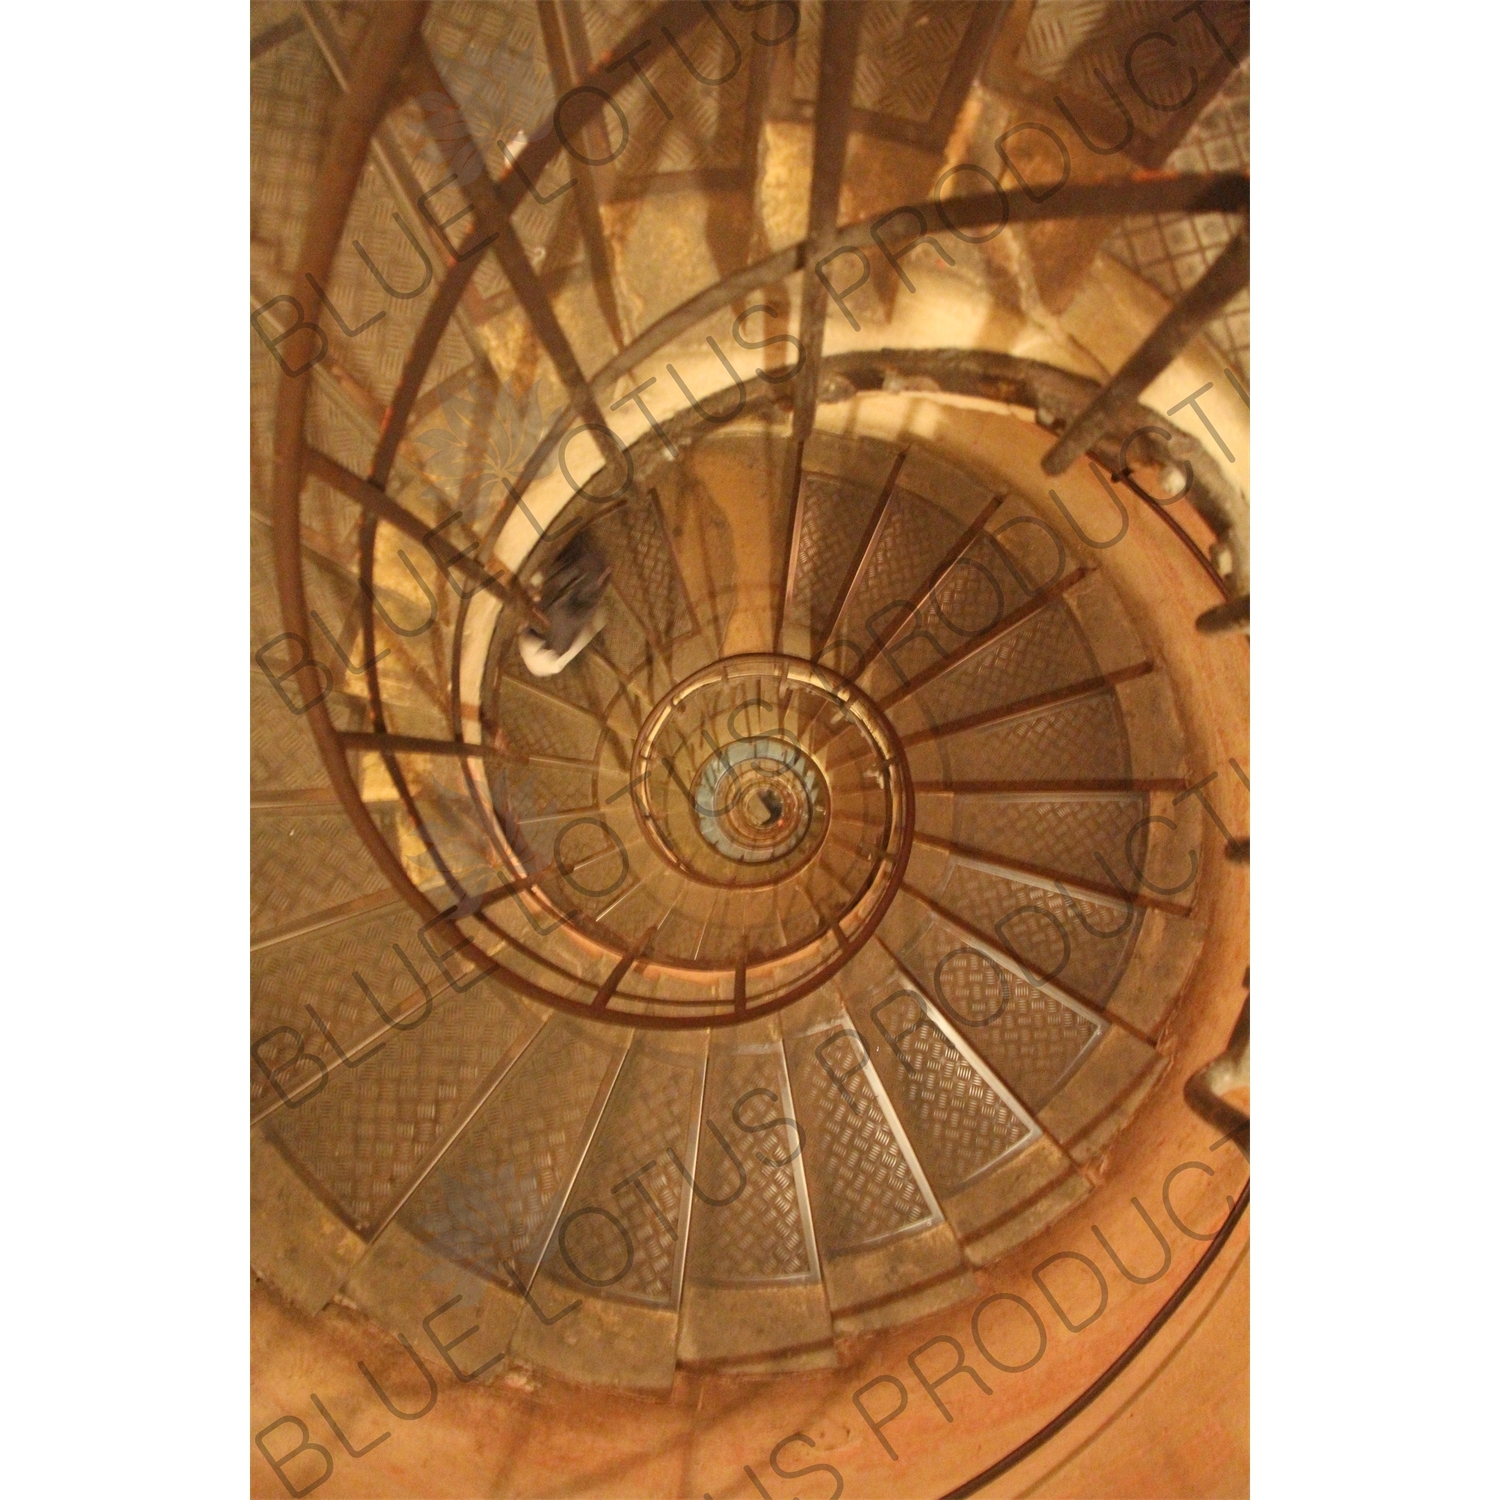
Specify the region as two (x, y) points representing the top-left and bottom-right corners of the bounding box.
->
(247, 1), (1230, 1391)
(252, 420), (1204, 1344)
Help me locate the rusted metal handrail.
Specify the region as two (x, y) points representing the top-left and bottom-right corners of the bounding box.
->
(276, 5), (1247, 1028)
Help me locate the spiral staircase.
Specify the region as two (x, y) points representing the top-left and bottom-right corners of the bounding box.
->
(251, 3), (1250, 1494)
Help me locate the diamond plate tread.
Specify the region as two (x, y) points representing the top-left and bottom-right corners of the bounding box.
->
(799, 866), (857, 936)
(935, 861), (1137, 1008)
(249, 14), (1226, 1363)
(347, 641), (451, 740)
(305, 377), (378, 480)
(804, 434), (911, 491)
(497, 677), (604, 763)
(593, 495), (698, 651)
(450, 899), (608, 1004)
(251, 809), (396, 939)
(248, 29), (422, 473)
(931, 531), (1028, 639)
(570, 0), (653, 60)
(810, 858), (870, 912)
(658, 883), (740, 939)
(251, 514), (287, 658)
(1107, 210), (1248, 380)
(1168, 55), (1249, 173)
(251, 27), (337, 269)
(659, 627), (719, 690)
(740, 900), (794, 963)
(446, 3), (617, 285)
(250, 897), (451, 1115)
(302, 553), (375, 686)
(669, 892), (785, 971)
(381, 126), (508, 312)
(1048, 1), (1248, 156)
(536, 1037), (704, 1307)
(797, 1), (977, 125)
(251, 3), (304, 42)
(915, 690), (1131, 786)
(599, 584), (654, 685)
(784, 1019), (936, 1257)
(537, 808), (641, 907)
(894, 603), (1098, 736)
(891, 892), (1103, 1112)
(649, 902), (711, 966)
(743, 940), (827, 1004)
(1104, 59), (1250, 376)
(1017, 0), (1114, 82)
(322, 161), (473, 408)
(485, 880), (605, 956)
(363, 563), (455, 730)
(251, 327), (279, 512)
(406, 746), (493, 808)
(264, 988), (537, 1233)
(489, 762), (598, 835)
(408, 370), (561, 521)
(404, 1), (566, 299)
(847, 985), (1033, 1198)
(251, 1129), (367, 1316)
(421, 0), (553, 197)
(1051, 4), (1250, 371)
(774, 887), (821, 949)
(686, 1040), (815, 1286)
(251, 673), (331, 792)
(824, 488), (962, 673)
(791, 472), (884, 649)
(627, 960), (735, 1013)
(397, 786), (502, 896)
(316, 683), (372, 739)
(579, 0), (754, 180)
(364, 686), (455, 744)
(252, 513), (385, 708)
(939, 792), (1150, 889)
(301, 474), (367, 571)
(858, 2), (978, 124)
(1036, 1024), (1164, 1165)
(397, 1017), (627, 1283)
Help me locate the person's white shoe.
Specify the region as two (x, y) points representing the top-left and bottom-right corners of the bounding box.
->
(518, 608), (604, 677)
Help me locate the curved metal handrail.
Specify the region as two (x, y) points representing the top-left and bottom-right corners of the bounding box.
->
(266, 2), (1251, 1482)
(284, 120), (1246, 1016)
(944, 1182), (1250, 1499)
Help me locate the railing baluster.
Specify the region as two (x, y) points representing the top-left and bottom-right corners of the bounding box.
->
(775, 1), (864, 654)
